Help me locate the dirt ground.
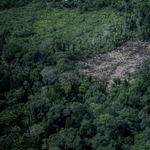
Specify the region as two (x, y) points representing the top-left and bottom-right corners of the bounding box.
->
(77, 39), (150, 92)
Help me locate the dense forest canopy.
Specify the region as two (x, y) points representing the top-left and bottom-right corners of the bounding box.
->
(0, 0), (150, 150)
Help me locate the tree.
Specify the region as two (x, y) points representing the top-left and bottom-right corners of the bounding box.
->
(79, 119), (96, 138)
(28, 97), (51, 122)
(0, 65), (10, 94)
(79, 81), (91, 94)
(0, 126), (21, 150)
(24, 124), (45, 138)
(47, 104), (65, 132)
(65, 103), (90, 128)
(0, 109), (17, 130)
(2, 42), (21, 63)
(90, 133), (111, 149)
(59, 72), (81, 87)
(131, 127), (150, 150)
(113, 78), (121, 86)
(41, 66), (59, 85)
(56, 58), (74, 73)
(130, 79), (146, 95)
(49, 128), (82, 150)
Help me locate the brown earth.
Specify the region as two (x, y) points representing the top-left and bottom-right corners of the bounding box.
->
(77, 39), (150, 92)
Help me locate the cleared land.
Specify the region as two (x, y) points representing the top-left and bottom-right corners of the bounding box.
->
(77, 39), (150, 91)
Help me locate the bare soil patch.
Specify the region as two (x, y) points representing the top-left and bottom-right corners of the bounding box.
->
(77, 39), (150, 92)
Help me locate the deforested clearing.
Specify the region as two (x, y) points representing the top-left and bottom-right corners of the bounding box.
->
(77, 39), (150, 91)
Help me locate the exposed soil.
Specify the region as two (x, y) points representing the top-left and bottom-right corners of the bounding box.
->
(77, 39), (150, 92)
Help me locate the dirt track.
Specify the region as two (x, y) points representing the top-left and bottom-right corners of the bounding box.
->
(77, 39), (150, 91)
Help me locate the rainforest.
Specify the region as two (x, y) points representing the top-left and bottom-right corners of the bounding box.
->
(0, 0), (150, 150)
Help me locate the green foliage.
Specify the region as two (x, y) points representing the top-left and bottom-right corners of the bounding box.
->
(28, 97), (51, 122)
(0, 65), (10, 94)
(113, 78), (121, 86)
(41, 66), (59, 85)
(0, 126), (21, 150)
(49, 128), (82, 150)
(130, 79), (146, 95)
(0, 110), (17, 127)
(59, 72), (81, 87)
(2, 42), (21, 63)
(97, 145), (115, 150)
(46, 104), (65, 133)
(0, 0), (31, 9)
(79, 81), (91, 94)
(79, 119), (96, 138)
(1, 1), (150, 150)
